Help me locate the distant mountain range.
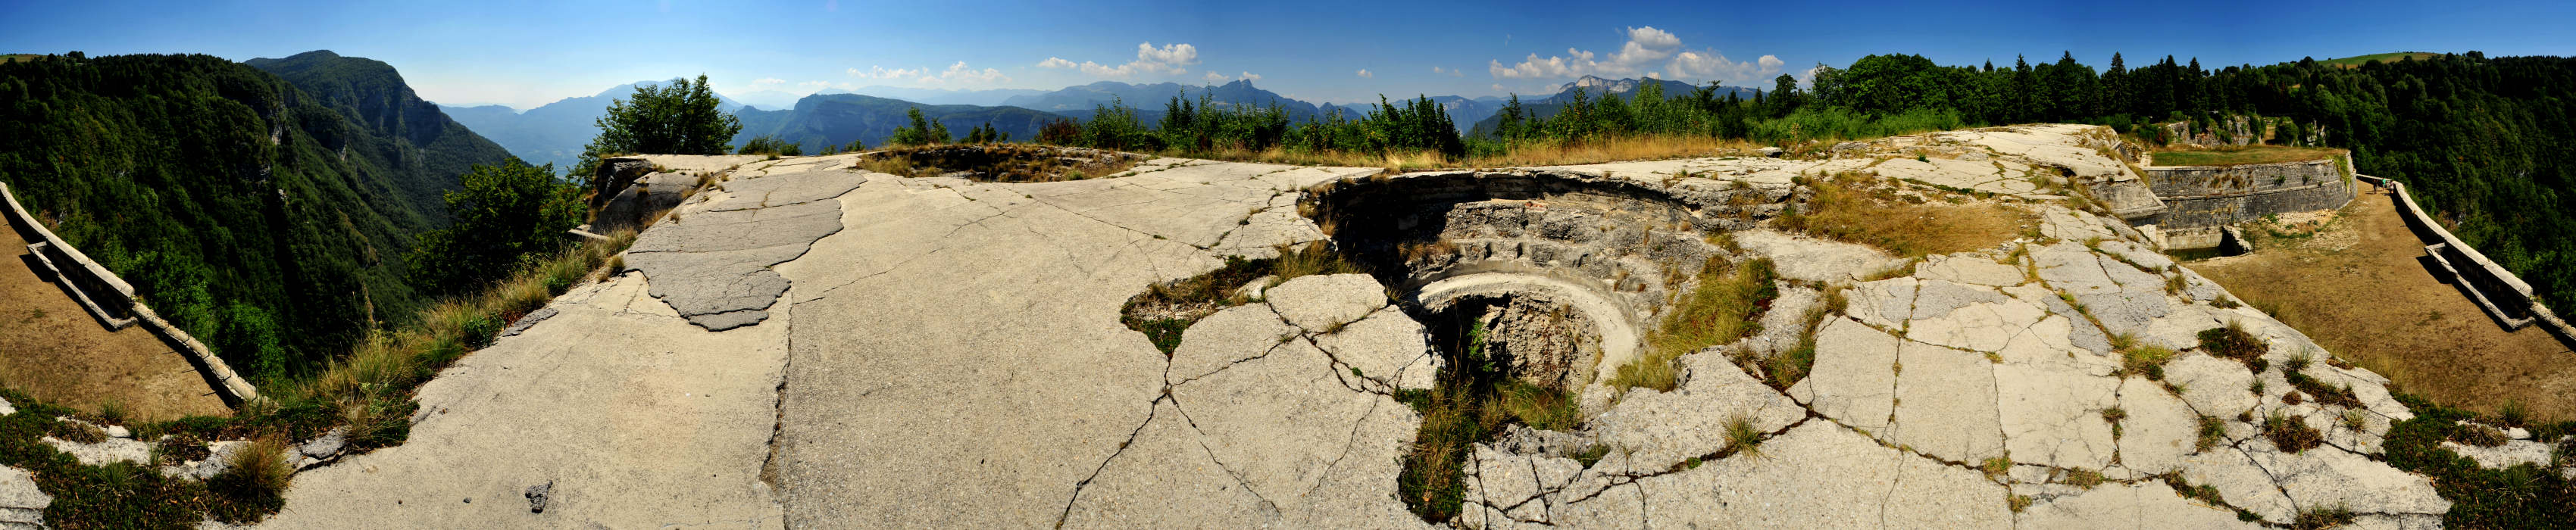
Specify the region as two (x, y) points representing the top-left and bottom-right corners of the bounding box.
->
(440, 81), (746, 171)
(438, 76), (1764, 167)
(1006, 80), (1330, 124)
(731, 94), (1065, 151)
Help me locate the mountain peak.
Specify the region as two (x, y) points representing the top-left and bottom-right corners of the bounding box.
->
(1560, 75), (1637, 94)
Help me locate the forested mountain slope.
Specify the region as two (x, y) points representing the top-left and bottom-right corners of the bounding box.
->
(0, 52), (514, 380)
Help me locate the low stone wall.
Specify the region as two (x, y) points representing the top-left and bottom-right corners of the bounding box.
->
(2139, 157), (2356, 229)
(0, 182), (259, 407)
(2357, 174), (2576, 342)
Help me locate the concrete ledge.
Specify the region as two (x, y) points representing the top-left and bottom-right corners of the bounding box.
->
(1, 182), (258, 407)
(2359, 174), (2575, 344)
(23, 242), (136, 329)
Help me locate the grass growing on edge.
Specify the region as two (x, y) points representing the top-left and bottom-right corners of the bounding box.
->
(2148, 145), (2347, 167)
(1617, 257), (1779, 393)
(2379, 392), (2576, 526)
(0, 229), (642, 527)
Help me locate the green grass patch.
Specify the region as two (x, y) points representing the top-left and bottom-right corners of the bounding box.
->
(2149, 145), (2348, 167)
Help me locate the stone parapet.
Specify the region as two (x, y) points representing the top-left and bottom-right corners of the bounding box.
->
(0, 181), (259, 407)
(2358, 174), (2575, 343)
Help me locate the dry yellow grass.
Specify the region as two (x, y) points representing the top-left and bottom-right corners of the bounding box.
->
(0, 227), (229, 420)
(1780, 174), (2036, 257)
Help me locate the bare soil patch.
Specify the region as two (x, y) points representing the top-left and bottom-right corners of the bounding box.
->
(0, 227), (228, 421)
(2190, 189), (2576, 420)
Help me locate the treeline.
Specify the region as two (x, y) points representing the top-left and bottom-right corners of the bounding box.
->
(1035, 76), (1964, 161)
(1032, 94), (1470, 158)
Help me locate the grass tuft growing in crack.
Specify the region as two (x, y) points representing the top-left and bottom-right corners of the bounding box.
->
(2196, 321), (2267, 365)
(1118, 242), (1364, 354)
(1618, 257), (1778, 393)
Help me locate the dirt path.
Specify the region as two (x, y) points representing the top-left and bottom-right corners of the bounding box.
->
(2191, 188), (2576, 420)
(0, 228), (229, 421)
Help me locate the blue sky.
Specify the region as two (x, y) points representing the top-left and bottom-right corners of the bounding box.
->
(5, 0), (2571, 109)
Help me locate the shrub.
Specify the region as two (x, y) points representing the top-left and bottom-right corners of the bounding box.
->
(572, 74), (741, 178)
(736, 135), (802, 156)
(406, 160), (586, 296)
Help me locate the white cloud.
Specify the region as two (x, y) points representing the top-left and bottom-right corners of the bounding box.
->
(1356, 69), (1373, 78)
(796, 80), (830, 89)
(1487, 26), (1782, 84)
(1205, 71), (1230, 83)
(1493, 83), (1508, 92)
(1240, 71), (1261, 82)
(752, 77), (786, 86)
(1040, 42), (1200, 79)
(1432, 66), (1464, 77)
(931, 61), (1010, 84)
(849, 65), (926, 80)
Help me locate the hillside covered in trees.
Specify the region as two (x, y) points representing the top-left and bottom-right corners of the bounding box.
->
(0, 52), (514, 382)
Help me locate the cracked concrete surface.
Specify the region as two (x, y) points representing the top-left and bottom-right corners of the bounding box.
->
(257, 126), (2465, 528)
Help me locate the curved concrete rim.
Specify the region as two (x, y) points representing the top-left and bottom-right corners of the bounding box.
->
(1412, 272), (1643, 385)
